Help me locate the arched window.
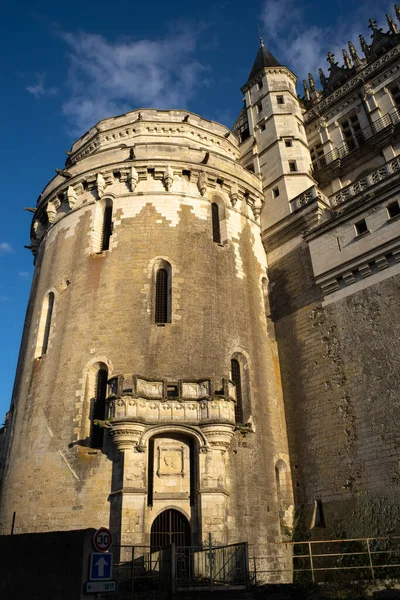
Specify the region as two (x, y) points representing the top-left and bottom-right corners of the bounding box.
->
(90, 366), (108, 448)
(154, 262), (172, 324)
(35, 292), (55, 358)
(101, 199), (113, 251)
(211, 202), (221, 243)
(231, 358), (243, 423)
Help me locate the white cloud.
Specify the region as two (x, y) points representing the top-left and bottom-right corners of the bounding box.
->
(59, 27), (209, 135)
(18, 271), (30, 279)
(0, 295), (10, 302)
(26, 73), (58, 99)
(261, 0), (394, 84)
(0, 242), (13, 256)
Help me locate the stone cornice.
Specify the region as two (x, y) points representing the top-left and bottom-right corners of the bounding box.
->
(241, 65), (297, 94)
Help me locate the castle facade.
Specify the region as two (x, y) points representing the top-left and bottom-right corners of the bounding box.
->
(1, 4), (400, 578)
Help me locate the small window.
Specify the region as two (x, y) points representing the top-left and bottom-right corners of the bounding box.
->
(277, 95), (284, 105)
(354, 219), (369, 236)
(259, 123), (266, 132)
(255, 102), (262, 114)
(155, 268), (169, 324)
(284, 139), (293, 147)
(387, 201), (400, 219)
(298, 123), (302, 132)
(101, 200), (113, 251)
(167, 385), (178, 398)
(211, 202), (222, 243)
(273, 187), (280, 198)
(231, 359), (243, 424)
(257, 80), (263, 90)
(289, 161), (297, 172)
(90, 367), (108, 449)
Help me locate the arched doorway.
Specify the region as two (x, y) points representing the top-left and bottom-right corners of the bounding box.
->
(150, 509), (190, 550)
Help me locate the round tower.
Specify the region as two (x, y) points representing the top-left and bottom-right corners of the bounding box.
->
(0, 109), (292, 569)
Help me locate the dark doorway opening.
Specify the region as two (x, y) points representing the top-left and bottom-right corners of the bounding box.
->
(150, 509), (190, 551)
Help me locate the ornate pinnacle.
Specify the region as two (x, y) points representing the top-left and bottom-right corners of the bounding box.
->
(359, 34), (369, 56)
(303, 80), (310, 101)
(308, 73), (316, 92)
(318, 68), (327, 89)
(368, 18), (378, 31)
(387, 13), (399, 34)
(395, 4), (400, 21)
(342, 49), (352, 69)
(348, 41), (359, 60)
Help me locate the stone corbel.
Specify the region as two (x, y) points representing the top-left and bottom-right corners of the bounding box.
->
(33, 220), (45, 241)
(252, 197), (263, 222)
(197, 171), (207, 196)
(97, 173), (106, 199)
(108, 421), (146, 452)
(129, 166), (139, 192)
(66, 186), (77, 209)
(163, 166), (174, 191)
(230, 183), (239, 207)
(46, 201), (58, 223)
(201, 424), (235, 452)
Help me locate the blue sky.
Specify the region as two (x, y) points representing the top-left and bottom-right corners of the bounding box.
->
(0, 0), (393, 421)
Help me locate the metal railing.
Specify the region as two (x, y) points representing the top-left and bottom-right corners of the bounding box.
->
(250, 536), (400, 584)
(312, 109), (400, 173)
(112, 541), (249, 593)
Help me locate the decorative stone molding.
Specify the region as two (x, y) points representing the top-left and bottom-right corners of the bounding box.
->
(108, 421), (146, 452)
(201, 424), (235, 452)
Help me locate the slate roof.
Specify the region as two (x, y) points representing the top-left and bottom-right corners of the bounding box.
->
(247, 40), (281, 81)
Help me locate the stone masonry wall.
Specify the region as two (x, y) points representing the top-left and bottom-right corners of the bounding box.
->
(269, 237), (400, 540)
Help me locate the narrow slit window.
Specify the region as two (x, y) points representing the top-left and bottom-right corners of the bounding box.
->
(277, 95), (285, 105)
(36, 292), (55, 357)
(90, 368), (108, 449)
(155, 268), (169, 324)
(231, 358), (243, 424)
(101, 201), (113, 251)
(289, 161), (297, 172)
(211, 202), (221, 243)
(273, 187), (280, 198)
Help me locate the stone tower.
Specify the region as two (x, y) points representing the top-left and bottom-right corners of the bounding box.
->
(0, 109), (293, 568)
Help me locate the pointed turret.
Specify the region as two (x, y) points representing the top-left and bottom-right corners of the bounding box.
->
(387, 13), (399, 34)
(247, 38), (281, 82)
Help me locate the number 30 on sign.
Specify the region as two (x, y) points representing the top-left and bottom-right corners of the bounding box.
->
(93, 527), (112, 552)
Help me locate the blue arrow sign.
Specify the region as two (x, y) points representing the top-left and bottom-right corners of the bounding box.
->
(90, 552), (113, 581)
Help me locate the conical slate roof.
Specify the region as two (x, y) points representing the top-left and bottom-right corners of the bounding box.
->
(247, 39), (281, 81)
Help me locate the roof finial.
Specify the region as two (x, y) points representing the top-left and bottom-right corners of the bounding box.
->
(303, 80), (310, 101)
(359, 34), (369, 56)
(342, 49), (352, 69)
(387, 13), (399, 34)
(308, 73), (316, 92)
(257, 23), (264, 46)
(327, 51), (336, 66)
(395, 4), (400, 21)
(368, 18), (378, 31)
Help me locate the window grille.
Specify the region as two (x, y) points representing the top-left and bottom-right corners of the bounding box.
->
(231, 358), (243, 423)
(101, 203), (113, 251)
(211, 203), (221, 243)
(150, 509), (190, 551)
(155, 268), (168, 324)
(91, 368), (108, 448)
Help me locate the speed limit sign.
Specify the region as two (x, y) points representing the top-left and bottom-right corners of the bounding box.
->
(93, 527), (112, 552)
